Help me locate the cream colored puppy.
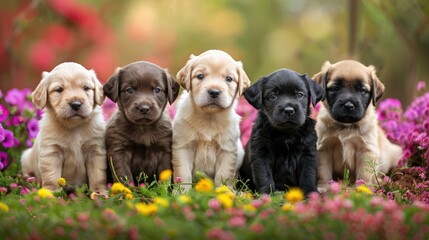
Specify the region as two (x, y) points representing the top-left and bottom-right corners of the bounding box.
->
(21, 62), (107, 193)
(173, 50), (251, 191)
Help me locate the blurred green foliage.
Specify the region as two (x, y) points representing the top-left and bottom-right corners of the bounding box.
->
(0, 0), (428, 105)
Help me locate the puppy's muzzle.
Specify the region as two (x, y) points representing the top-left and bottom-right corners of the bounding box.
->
(69, 101), (82, 111)
(208, 89), (221, 99)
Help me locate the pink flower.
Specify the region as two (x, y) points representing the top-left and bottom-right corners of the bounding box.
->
(2, 130), (15, 148)
(0, 104), (8, 122)
(206, 227), (234, 240)
(229, 216), (246, 228)
(0, 123), (5, 142)
(208, 199), (221, 211)
(0, 186), (7, 193)
(250, 223), (264, 234)
(0, 151), (8, 170)
(9, 183), (18, 189)
(355, 179), (365, 186)
(27, 118), (39, 139)
(417, 81), (426, 92)
(329, 181), (341, 194)
(27, 177), (36, 183)
(20, 187), (30, 195)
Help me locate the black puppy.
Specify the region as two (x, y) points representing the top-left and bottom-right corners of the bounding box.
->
(239, 69), (324, 196)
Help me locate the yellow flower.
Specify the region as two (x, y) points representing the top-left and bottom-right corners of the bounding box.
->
(285, 188), (304, 204)
(243, 204), (256, 212)
(125, 193), (134, 200)
(195, 178), (214, 193)
(215, 185), (234, 197)
(111, 182), (133, 198)
(37, 188), (54, 199)
(135, 203), (158, 216)
(0, 202), (9, 212)
(356, 185), (373, 195)
(57, 178), (66, 187)
(159, 169), (172, 182)
(282, 203), (294, 211)
(217, 193), (234, 209)
(153, 197), (169, 208)
(177, 195), (192, 204)
(111, 182), (125, 194)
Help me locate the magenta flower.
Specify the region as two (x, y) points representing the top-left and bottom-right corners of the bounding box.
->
(2, 130), (15, 148)
(0, 104), (8, 122)
(27, 118), (39, 139)
(0, 186), (7, 193)
(9, 183), (18, 189)
(228, 216), (246, 228)
(417, 81), (426, 92)
(5, 88), (28, 106)
(26, 139), (33, 147)
(0, 123), (5, 142)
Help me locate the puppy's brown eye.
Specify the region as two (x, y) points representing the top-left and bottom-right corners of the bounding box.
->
(296, 91), (304, 99)
(154, 87), (162, 94)
(83, 86), (90, 91)
(226, 76), (233, 82)
(196, 74), (204, 80)
(55, 88), (63, 93)
(359, 88), (368, 94)
(269, 93), (277, 100)
(125, 87), (134, 94)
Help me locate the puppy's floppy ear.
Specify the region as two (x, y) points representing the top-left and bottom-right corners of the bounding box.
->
(236, 61), (251, 96)
(312, 61), (331, 92)
(243, 76), (267, 110)
(176, 54), (196, 90)
(164, 69), (180, 104)
(90, 69), (105, 106)
(368, 65), (385, 105)
(32, 71), (50, 109)
(103, 68), (121, 103)
(303, 75), (325, 107)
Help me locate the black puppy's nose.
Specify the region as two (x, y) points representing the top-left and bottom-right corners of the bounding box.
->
(208, 89), (221, 98)
(283, 107), (295, 115)
(70, 101), (82, 111)
(138, 105), (151, 114)
(344, 102), (355, 111)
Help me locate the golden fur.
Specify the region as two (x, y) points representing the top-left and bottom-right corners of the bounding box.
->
(21, 62), (107, 193)
(172, 50), (250, 190)
(313, 60), (402, 192)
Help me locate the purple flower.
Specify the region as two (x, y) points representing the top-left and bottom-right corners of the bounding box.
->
(2, 130), (15, 148)
(0, 151), (8, 170)
(0, 123), (5, 142)
(0, 104), (8, 122)
(417, 81), (426, 92)
(27, 118), (39, 139)
(5, 88), (30, 106)
(26, 139), (33, 147)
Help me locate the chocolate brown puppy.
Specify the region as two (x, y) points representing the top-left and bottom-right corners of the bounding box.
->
(104, 61), (179, 184)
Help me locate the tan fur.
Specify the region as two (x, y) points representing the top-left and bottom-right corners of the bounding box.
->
(313, 60), (402, 192)
(20, 62), (107, 193)
(173, 50), (250, 191)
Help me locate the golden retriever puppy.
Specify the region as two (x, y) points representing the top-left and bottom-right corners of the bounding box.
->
(21, 62), (107, 193)
(173, 50), (251, 191)
(313, 60), (402, 192)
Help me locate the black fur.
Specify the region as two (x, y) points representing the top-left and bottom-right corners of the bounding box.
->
(325, 78), (372, 123)
(239, 69), (324, 196)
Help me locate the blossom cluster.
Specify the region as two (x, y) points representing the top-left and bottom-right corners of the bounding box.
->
(0, 89), (41, 172)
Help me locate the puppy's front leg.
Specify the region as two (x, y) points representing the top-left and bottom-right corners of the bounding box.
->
(38, 147), (63, 192)
(317, 149), (333, 193)
(299, 151), (318, 196)
(86, 143), (107, 194)
(215, 150), (238, 187)
(107, 150), (134, 185)
(251, 145), (275, 194)
(172, 147), (194, 191)
(356, 150), (380, 185)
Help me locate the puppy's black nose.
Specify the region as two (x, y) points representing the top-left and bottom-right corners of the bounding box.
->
(283, 107), (295, 115)
(70, 101), (82, 111)
(344, 102), (355, 111)
(138, 105), (151, 114)
(208, 89), (221, 98)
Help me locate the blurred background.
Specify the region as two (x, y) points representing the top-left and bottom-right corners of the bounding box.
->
(0, 0), (428, 106)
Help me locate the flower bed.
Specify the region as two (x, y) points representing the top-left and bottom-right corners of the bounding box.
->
(1, 85), (429, 239)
